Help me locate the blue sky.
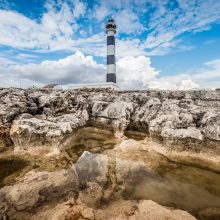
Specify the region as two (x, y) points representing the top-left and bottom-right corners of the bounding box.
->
(0, 0), (220, 89)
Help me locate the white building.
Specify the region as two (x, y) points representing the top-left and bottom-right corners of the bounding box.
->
(70, 82), (118, 90)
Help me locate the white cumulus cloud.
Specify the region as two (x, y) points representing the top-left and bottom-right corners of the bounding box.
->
(178, 79), (200, 90)
(10, 51), (105, 86)
(148, 75), (200, 90)
(117, 56), (159, 89)
(0, 52), (220, 90)
(0, 0), (86, 51)
(0, 52), (105, 88)
(0, 52), (158, 89)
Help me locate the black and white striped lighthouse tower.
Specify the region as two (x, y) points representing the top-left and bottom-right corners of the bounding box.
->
(105, 18), (117, 83)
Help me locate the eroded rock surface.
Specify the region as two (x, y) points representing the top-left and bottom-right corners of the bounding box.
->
(0, 88), (219, 155)
(0, 150), (203, 220)
(29, 198), (197, 220)
(63, 199), (197, 220)
(0, 88), (220, 219)
(0, 168), (78, 219)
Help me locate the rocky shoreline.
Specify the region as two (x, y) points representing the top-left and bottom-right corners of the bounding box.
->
(0, 88), (220, 219)
(1, 88), (220, 169)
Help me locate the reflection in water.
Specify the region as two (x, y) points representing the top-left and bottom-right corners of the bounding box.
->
(129, 172), (220, 214)
(1, 129), (220, 219)
(122, 155), (220, 212)
(0, 128), (117, 188)
(125, 158), (220, 219)
(63, 127), (118, 163)
(75, 150), (220, 219)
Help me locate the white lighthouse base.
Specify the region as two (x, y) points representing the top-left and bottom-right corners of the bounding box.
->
(69, 82), (119, 90)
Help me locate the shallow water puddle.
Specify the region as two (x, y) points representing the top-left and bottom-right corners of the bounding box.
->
(75, 149), (220, 219)
(0, 128), (118, 188)
(1, 128), (220, 220)
(127, 165), (220, 217)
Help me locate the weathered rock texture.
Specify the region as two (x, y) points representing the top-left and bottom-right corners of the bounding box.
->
(0, 88), (219, 156)
(0, 151), (200, 220)
(1, 87), (220, 220)
(0, 167), (78, 219)
(23, 198), (197, 220)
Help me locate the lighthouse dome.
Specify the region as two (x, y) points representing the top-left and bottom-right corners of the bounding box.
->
(105, 18), (117, 33)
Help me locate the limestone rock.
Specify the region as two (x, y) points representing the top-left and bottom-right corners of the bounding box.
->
(0, 167), (78, 217)
(37, 198), (196, 220)
(0, 125), (12, 150)
(0, 88), (219, 155)
(63, 199), (196, 220)
(0, 88), (37, 150)
(201, 111), (220, 141)
(78, 181), (103, 208)
(0, 88), (37, 125)
(162, 127), (203, 140)
(10, 112), (88, 154)
(91, 101), (134, 136)
(127, 200), (197, 220)
(130, 97), (161, 132)
(1, 88), (220, 220)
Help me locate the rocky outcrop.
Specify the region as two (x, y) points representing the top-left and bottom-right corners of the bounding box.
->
(92, 199), (197, 220)
(0, 88), (37, 150)
(0, 168), (78, 219)
(90, 100), (134, 137)
(0, 150), (201, 219)
(1, 88), (220, 220)
(27, 198), (197, 220)
(0, 88), (37, 125)
(0, 126), (11, 151)
(62, 199), (196, 220)
(0, 88), (219, 157)
(10, 112), (88, 154)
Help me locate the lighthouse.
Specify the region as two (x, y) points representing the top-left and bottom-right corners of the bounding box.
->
(105, 18), (117, 83)
(70, 18), (118, 90)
